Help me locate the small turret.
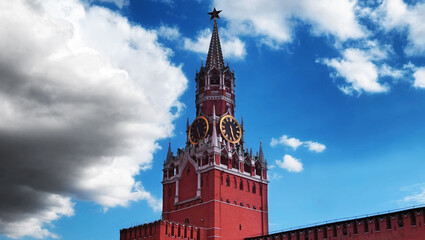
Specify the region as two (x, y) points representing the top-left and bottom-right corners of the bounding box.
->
(259, 140), (264, 163)
(165, 140), (174, 164)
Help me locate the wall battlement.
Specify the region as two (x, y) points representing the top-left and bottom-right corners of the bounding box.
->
(246, 206), (425, 240)
(120, 220), (205, 240)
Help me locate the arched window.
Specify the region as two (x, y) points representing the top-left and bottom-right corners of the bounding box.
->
(322, 227), (327, 238)
(255, 161), (261, 176)
(239, 179), (243, 190)
(343, 223), (347, 235)
(199, 75), (205, 89)
(226, 175), (230, 186)
(210, 70), (220, 85)
(221, 151), (228, 166)
(170, 164), (175, 177)
(244, 159), (252, 173)
(333, 225), (337, 237)
(232, 156), (239, 169)
(247, 181), (250, 192)
(225, 74), (232, 88)
(234, 177), (237, 189)
(252, 183), (256, 193)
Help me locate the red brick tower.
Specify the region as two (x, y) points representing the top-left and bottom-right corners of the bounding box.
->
(162, 9), (269, 240)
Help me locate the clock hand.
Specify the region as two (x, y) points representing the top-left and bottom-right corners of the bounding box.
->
(230, 126), (235, 140)
(197, 127), (201, 138)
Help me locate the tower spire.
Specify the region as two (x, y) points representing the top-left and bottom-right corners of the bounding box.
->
(259, 139), (264, 163)
(165, 140), (174, 164)
(206, 8), (224, 70)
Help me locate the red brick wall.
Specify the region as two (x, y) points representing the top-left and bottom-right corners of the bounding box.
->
(246, 207), (425, 240)
(120, 220), (205, 240)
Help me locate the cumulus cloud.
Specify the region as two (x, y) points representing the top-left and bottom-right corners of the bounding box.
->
(214, 0), (365, 48)
(0, 0), (187, 238)
(271, 135), (303, 150)
(156, 25), (181, 41)
(275, 154), (303, 172)
(321, 48), (389, 95)
(305, 141), (326, 153)
(183, 28), (246, 59)
(271, 134), (326, 153)
(377, 0), (425, 56)
(413, 67), (425, 89)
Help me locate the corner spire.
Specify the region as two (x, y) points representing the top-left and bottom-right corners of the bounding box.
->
(206, 8), (224, 70)
(165, 140), (174, 164)
(259, 139), (264, 163)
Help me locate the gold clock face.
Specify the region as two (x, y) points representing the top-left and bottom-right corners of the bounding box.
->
(189, 116), (209, 145)
(219, 115), (242, 144)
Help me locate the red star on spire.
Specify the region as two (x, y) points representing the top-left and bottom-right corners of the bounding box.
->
(208, 8), (222, 20)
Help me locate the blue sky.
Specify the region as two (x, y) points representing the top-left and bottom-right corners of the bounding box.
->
(1, 0), (425, 239)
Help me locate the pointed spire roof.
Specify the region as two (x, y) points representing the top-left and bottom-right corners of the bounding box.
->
(259, 140), (264, 163)
(205, 9), (224, 70)
(165, 140), (174, 164)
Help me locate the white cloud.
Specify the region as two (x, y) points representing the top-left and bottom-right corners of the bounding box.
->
(271, 135), (303, 150)
(305, 141), (326, 153)
(271, 134), (326, 153)
(297, 0), (366, 40)
(413, 67), (425, 89)
(156, 25), (181, 41)
(183, 28), (246, 59)
(379, 64), (405, 79)
(0, 0), (187, 238)
(399, 183), (425, 205)
(275, 154), (303, 172)
(377, 0), (425, 56)
(321, 48), (389, 95)
(214, 0), (365, 48)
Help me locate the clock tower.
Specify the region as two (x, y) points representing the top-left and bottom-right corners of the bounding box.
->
(162, 9), (269, 240)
